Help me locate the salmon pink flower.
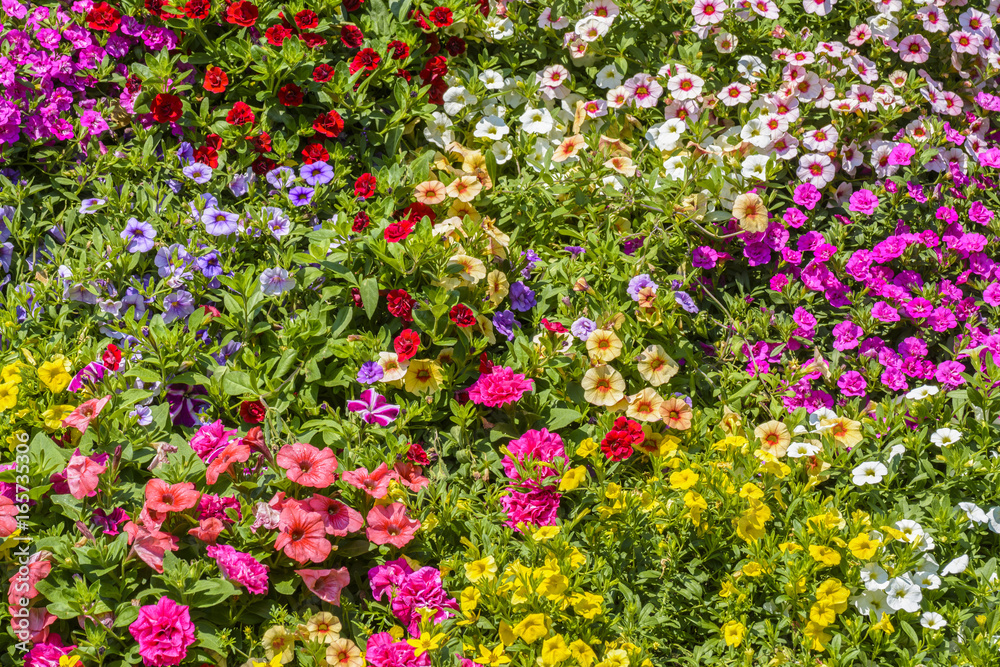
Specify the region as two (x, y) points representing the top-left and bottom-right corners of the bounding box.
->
(275, 505), (332, 563)
(6, 551), (51, 606)
(275, 443), (337, 488)
(392, 462), (430, 492)
(124, 522), (180, 573)
(342, 462), (393, 498)
(307, 495), (365, 536)
(467, 366), (534, 407)
(145, 479), (200, 513)
(64, 452), (107, 499)
(205, 441), (251, 485)
(62, 395), (111, 433)
(188, 517), (224, 543)
(296, 566), (351, 605)
(366, 503), (420, 548)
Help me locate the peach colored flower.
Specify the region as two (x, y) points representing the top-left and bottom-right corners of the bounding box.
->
(62, 395), (111, 433)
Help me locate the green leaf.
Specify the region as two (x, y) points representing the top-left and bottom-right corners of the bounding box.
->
(360, 277), (379, 320)
(546, 408), (582, 430)
(222, 370), (257, 396)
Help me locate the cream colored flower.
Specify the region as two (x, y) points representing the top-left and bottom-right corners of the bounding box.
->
(445, 175), (483, 202)
(604, 155), (636, 176)
(413, 180), (447, 205)
(732, 192), (768, 233)
(449, 254), (487, 283)
(626, 387), (664, 422)
(582, 365), (626, 406)
(326, 638), (364, 667)
(637, 345), (679, 386)
(378, 351), (409, 383)
(303, 612), (341, 644)
(586, 329), (623, 363)
(754, 420), (791, 458)
(262, 626), (295, 664)
(486, 270), (510, 306)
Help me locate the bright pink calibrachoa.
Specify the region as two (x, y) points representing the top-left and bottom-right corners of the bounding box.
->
(467, 365), (535, 407)
(128, 597), (196, 666)
(502, 428), (567, 485)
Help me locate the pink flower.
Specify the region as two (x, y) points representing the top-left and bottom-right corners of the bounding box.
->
(837, 370), (867, 397)
(124, 522), (180, 573)
(792, 183), (822, 210)
(366, 632), (431, 667)
(392, 462), (430, 492)
(6, 551), (52, 606)
(61, 395), (111, 433)
(501, 486), (561, 531)
(502, 429), (567, 486)
(276, 443), (338, 488)
(389, 566), (458, 636)
(145, 479), (199, 513)
(366, 503), (420, 548)
(978, 147), (1000, 168)
(341, 462), (392, 498)
(64, 452), (106, 499)
(189, 420), (236, 462)
(274, 504), (331, 564)
(128, 597), (196, 667)
(467, 366), (534, 407)
(848, 189), (879, 215)
(206, 544), (269, 595)
(296, 566), (350, 605)
(0, 496), (17, 537)
(205, 441), (250, 485)
(306, 494), (365, 536)
(369, 558), (413, 601)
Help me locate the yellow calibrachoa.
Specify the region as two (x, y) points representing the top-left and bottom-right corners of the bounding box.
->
(721, 620), (746, 647)
(0, 382), (18, 411)
(571, 591), (603, 619)
(465, 555), (497, 582)
(736, 499), (771, 543)
(37, 356), (72, 393)
(847, 533), (880, 560)
(559, 466), (587, 491)
(576, 438), (598, 457)
(404, 359), (443, 394)
(41, 404), (76, 430)
(586, 329), (623, 363)
(808, 545), (842, 567)
(512, 613), (549, 643)
(539, 635), (571, 665)
(741, 562), (763, 577)
(461, 586), (480, 613)
(475, 643), (510, 666)
(407, 631), (446, 657)
(1, 362), (22, 383)
(533, 525), (560, 540)
(668, 469), (698, 490)
(251, 656), (282, 667)
(569, 640), (598, 667)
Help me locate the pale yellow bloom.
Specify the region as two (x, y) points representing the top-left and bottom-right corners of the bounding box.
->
(626, 387), (663, 422)
(586, 329), (623, 363)
(636, 345), (679, 386)
(404, 359), (442, 395)
(582, 366), (626, 406)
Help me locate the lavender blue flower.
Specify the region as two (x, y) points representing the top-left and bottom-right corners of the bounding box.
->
(120, 218), (156, 253)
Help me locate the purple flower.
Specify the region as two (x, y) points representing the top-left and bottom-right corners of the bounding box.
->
(674, 291), (699, 313)
(262, 207), (291, 238)
(162, 289), (195, 324)
(935, 360), (966, 387)
(202, 207), (240, 236)
(622, 236), (645, 255)
(357, 361), (384, 384)
(509, 282), (536, 311)
(197, 250), (223, 278)
(79, 198), (105, 214)
(288, 186), (315, 207)
(347, 388), (400, 426)
(627, 274), (657, 301)
(692, 246), (719, 269)
(121, 218), (156, 253)
(129, 405), (153, 426)
(165, 383), (210, 427)
(68, 361), (109, 392)
(300, 162), (335, 186)
(260, 268), (295, 296)
(564, 245), (585, 256)
(182, 163), (213, 184)
(493, 310), (520, 341)
(571, 317), (596, 341)
(229, 171), (253, 197)
(265, 166), (296, 189)
(92, 507), (129, 536)
(837, 370), (867, 397)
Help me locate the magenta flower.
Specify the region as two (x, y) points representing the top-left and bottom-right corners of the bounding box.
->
(467, 366), (535, 407)
(128, 597), (196, 667)
(848, 189), (879, 215)
(347, 389), (400, 426)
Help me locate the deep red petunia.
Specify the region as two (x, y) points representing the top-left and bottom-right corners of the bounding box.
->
(313, 110), (344, 138)
(301, 143), (329, 165)
(354, 173), (377, 198)
(295, 9), (319, 29)
(352, 211), (371, 232)
(449, 304), (476, 328)
(278, 83), (303, 107)
(386, 289), (414, 322)
(341, 24), (364, 48)
(150, 93), (182, 124)
(87, 2), (122, 32)
(183, 0), (210, 19)
(193, 145), (218, 168)
(428, 6), (453, 27)
(393, 329), (420, 361)
(240, 399), (266, 423)
(226, 101), (255, 125)
(302, 32), (327, 49)
(265, 25), (292, 46)
(386, 40), (410, 60)
(313, 64), (335, 83)
(349, 48), (381, 75)
(203, 66), (228, 93)
(225, 0), (258, 26)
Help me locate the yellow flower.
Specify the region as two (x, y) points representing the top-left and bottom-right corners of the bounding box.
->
(741, 562), (763, 577)
(475, 643), (511, 666)
(404, 358), (443, 394)
(576, 438), (598, 457)
(808, 545), (842, 567)
(732, 192), (768, 233)
(815, 579), (849, 610)
(326, 637), (364, 667)
(486, 270), (510, 306)
(304, 611), (341, 644)
(683, 490), (707, 524)
(1, 363), (22, 384)
(819, 416), (863, 448)
(539, 635), (571, 665)
(809, 600), (837, 626)
(636, 345), (679, 386)
(719, 580), (738, 598)
(537, 573), (568, 600)
(735, 499), (771, 543)
(601, 648), (630, 667)
(512, 613), (549, 644)
(721, 620), (746, 647)
(778, 542), (803, 554)
(753, 420), (790, 458)
(498, 621), (516, 646)
(848, 534), (880, 560)
(567, 548), (586, 569)
(559, 466), (587, 491)
(569, 640), (598, 667)
(605, 482), (622, 500)
(533, 525), (560, 540)
(38, 357), (72, 393)
(465, 555), (497, 582)
(586, 329), (623, 363)
(407, 631), (446, 657)
(581, 365), (626, 407)
(262, 626), (295, 664)
(59, 657), (81, 667)
(739, 483), (763, 499)
(0, 382), (18, 411)
(802, 620), (832, 651)
(571, 591), (603, 619)
(869, 613), (894, 636)
(669, 469), (699, 490)
(461, 586), (480, 613)
(42, 405), (76, 430)
(251, 656), (283, 667)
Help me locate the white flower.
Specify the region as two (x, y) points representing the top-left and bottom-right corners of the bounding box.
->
(861, 563), (891, 590)
(474, 115), (510, 140)
(528, 137), (550, 165)
(667, 73), (704, 100)
(655, 118), (686, 151)
(520, 107), (554, 135)
(906, 385), (939, 400)
(485, 16), (514, 39)
(988, 507), (1000, 534)
(737, 55), (766, 80)
(491, 141), (513, 165)
(787, 442), (821, 458)
(479, 69), (505, 89)
(942, 555), (969, 576)
(852, 461), (887, 485)
(602, 174), (624, 192)
(885, 578), (923, 613)
(260, 268), (295, 296)
(853, 589), (888, 616)
(920, 612), (947, 630)
(888, 444), (906, 461)
(595, 63), (623, 89)
(895, 519), (926, 544)
(740, 118), (772, 148)
(576, 15), (611, 42)
(931, 427), (961, 447)
(912, 570), (941, 590)
(662, 155), (686, 180)
(959, 502), (989, 524)
(741, 154), (771, 181)
(443, 86), (477, 116)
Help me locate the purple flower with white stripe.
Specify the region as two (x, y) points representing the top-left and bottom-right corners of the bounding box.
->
(347, 389), (400, 426)
(300, 161), (335, 186)
(68, 361), (109, 392)
(121, 218), (156, 253)
(202, 207), (240, 236)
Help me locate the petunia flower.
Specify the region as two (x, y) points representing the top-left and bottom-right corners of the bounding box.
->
(341, 462), (392, 498)
(296, 567), (351, 605)
(366, 503), (420, 549)
(346, 389), (400, 426)
(274, 505), (331, 564)
(276, 443), (338, 488)
(62, 395), (111, 433)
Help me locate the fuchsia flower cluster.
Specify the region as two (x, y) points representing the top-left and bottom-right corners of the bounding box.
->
(500, 429), (567, 531)
(368, 558), (459, 639)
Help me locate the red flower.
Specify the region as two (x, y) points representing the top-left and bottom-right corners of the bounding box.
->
(449, 304), (476, 327)
(302, 32), (327, 49)
(295, 9), (319, 29)
(183, 0), (210, 19)
(425, 32), (441, 55)
(342, 0), (363, 10)
(479, 352), (493, 374)
(406, 442), (430, 465)
(428, 78), (447, 105)
(226, 102), (255, 125)
(354, 173), (377, 198)
(193, 145), (218, 168)
(341, 25), (364, 48)
(278, 83), (303, 107)
(477, 0), (489, 16)
(446, 36), (466, 56)
(205, 133), (222, 150)
(200, 304), (222, 319)
(248, 132), (272, 153)
(411, 9), (432, 31)
(146, 0), (182, 19)
(265, 24), (292, 46)
(394, 329), (420, 361)
(145, 479), (200, 513)
(387, 40), (410, 59)
(385, 219), (416, 243)
(428, 6), (453, 27)
(275, 505), (331, 564)
(350, 287), (364, 308)
(386, 289), (414, 321)
(352, 211), (370, 232)
(240, 399), (266, 424)
(395, 69), (412, 82)
(150, 93), (182, 124)
(225, 0), (258, 26)
(349, 48), (381, 75)
(102, 344), (122, 371)
(301, 143), (329, 164)
(395, 201), (436, 224)
(306, 496), (363, 536)
(203, 66), (228, 93)
(313, 64), (335, 82)
(312, 110), (344, 138)
(541, 318), (568, 334)
(87, 2), (122, 32)
(600, 417), (644, 462)
(420, 55), (448, 84)
(252, 157), (277, 175)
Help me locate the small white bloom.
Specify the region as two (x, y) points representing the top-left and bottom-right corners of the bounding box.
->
(905, 385), (939, 400)
(931, 427), (961, 447)
(520, 107), (555, 135)
(852, 461), (888, 486)
(662, 155), (687, 180)
(479, 69), (506, 89)
(485, 16), (514, 39)
(895, 519), (926, 544)
(888, 444), (906, 461)
(942, 554), (969, 576)
(853, 588), (888, 616)
(958, 502), (989, 524)
(920, 611), (947, 630)
(861, 563), (891, 590)
(787, 442), (821, 458)
(595, 63), (623, 89)
(741, 154), (771, 181)
(443, 86), (477, 117)
(474, 115), (510, 140)
(885, 577), (923, 613)
(491, 141), (513, 165)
